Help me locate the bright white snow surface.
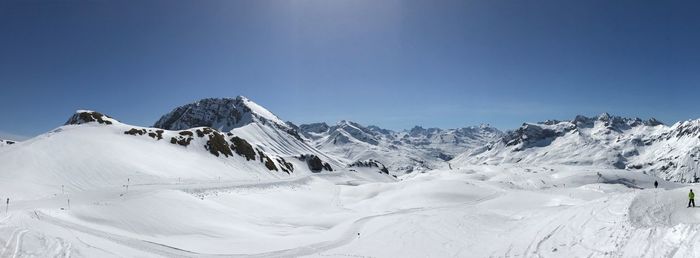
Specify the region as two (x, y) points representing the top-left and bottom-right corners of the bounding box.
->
(3, 160), (700, 257)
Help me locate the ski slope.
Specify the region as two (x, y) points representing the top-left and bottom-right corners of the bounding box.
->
(4, 105), (700, 257)
(1, 163), (700, 257)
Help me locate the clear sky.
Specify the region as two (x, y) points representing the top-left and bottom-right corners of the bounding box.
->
(1, 0), (700, 140)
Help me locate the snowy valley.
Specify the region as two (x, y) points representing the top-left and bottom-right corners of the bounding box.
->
(2, 97), (700, 257)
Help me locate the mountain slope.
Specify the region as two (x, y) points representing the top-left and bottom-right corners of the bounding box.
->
(452, 113), (700, 182)
(154, 97), (341, 168)
(0, 110), (365, 200)
(299, 121), (503, 174)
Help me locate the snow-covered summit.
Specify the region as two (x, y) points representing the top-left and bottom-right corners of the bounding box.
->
(154, 96), (289, 132)
(65, 110), (119, 126)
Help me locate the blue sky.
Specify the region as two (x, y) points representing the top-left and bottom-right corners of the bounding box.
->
(1, 0), (700, 140)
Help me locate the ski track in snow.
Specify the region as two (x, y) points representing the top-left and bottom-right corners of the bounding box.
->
(2, 165), (700, 257)
(29, 183), (502, 258)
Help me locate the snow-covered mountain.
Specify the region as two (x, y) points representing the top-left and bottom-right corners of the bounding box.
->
(0, 102), (400, 200)
(154, 97), (339, 170)
(154, 96), (303, 140)
(7, 102), (700, 257)
(451, 113), (700, 182)
(299, 120), (503, 174)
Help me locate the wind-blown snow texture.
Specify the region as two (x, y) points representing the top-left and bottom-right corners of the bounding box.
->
(5, 97), (700, 257)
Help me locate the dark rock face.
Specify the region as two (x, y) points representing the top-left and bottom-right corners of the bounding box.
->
(153, 97), (306, 142)
(205, 132), (233, 157)
(65, 111), (113, 125)
(323, 163), (333, 171)
(125, 128), (163, 141)
(277, 157), (294, 173)
(263, 156), (278, 171)
(349, 159), (390, 174)
(504, 113), (663, 151)
(148, 130), (164, 140)
(307, 156), (324, 172)
(154, 98), (244, 131)
(503, 123), (571, 149)
(125, 128), (147, 136)
(195, 128), (214, 138)
(230, 136), (256, 161)
(170, 136), (193, 146)
(298, 154), (333, 173)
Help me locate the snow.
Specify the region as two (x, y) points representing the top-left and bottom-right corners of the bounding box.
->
(5, 107), (700, 257)
(237, 96), (287, 127)
(452, 113), (700, 182)
(153, 96), (291, 132)
(299, 120), (502, 174)
(3, 153), (700, 257)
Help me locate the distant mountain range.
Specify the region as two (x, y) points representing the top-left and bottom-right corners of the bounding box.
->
(297, 120), (502, 173)
(3, 95), (700, 189)
(451, 113), (700, 182)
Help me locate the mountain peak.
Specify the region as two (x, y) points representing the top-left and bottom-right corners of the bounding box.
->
(597, 112), (612, 121)
(154, 97), (287, 131)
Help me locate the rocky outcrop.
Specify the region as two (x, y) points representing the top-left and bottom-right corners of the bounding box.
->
(349, 159), (390, 174)
(503, 113), (663, 151)
(205, 132), (234, 157)
(0, 139), (15, 146)
(298, 154), (333, 172)
(153, 97), (304, 142)
(121, 124), (302, 174)
(65, 111), (114, 125)
(230, 136), (256, 161)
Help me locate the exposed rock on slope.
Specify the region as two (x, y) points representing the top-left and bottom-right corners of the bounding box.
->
(154, 96), (303, 141)
(452, 113), (700, 182)
(299, 120), (503, 174)
(0, 139), (16, 147)
(65, 110), (116, 125)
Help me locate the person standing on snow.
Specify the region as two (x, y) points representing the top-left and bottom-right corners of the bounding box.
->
(654, 181), (658, 188)
(689, 189), (696, 208)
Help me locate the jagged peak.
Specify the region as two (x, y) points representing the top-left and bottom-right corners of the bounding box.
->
(597, 112), (612, 121)
(532, 113), (663, 128)
(153, 96), (288, 131)
(336, 120), (367, 129)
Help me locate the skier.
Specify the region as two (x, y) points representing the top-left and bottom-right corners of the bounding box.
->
(689, 189), (696, 208)
(654, 181), (658, 188)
